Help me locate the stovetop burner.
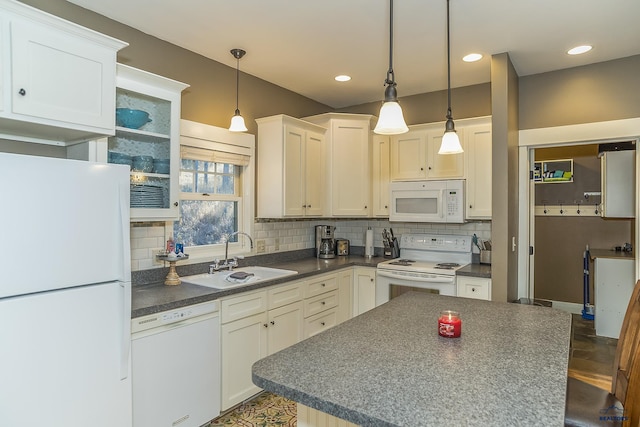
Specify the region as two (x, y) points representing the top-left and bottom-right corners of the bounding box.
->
(432, 262), (462, 270)
(388, 259), (415, 266)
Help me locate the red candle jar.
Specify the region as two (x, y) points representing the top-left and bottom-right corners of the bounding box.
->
(438, 310), (462, 338)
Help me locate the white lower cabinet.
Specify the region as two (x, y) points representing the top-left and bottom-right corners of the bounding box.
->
(298, 404), (359, 427)
(303, 271), (346, 338)
(220, 283), (304, 410)
(353, 267), (376, 316)
(220, 291), (268, 410)
(219, 268), (359, 410)
(220, 310), (267, 411)
(456, 276), (492, 301)
(267, 301), (304, 355)
(594, 257), (635, 339)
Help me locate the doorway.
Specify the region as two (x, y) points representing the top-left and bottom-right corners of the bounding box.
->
(531, 144), (634, 309)
(517, 117), (640, 308)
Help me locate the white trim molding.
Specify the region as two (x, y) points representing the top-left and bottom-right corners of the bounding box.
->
(519, 117), (640, 147)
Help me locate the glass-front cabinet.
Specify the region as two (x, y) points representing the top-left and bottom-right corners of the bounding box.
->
(109, 64), (189, 221)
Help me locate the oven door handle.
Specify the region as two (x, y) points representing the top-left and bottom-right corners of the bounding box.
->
(376, 270), (455, 283)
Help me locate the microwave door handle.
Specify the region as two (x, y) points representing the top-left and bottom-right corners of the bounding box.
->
(440, 189), (446, 218)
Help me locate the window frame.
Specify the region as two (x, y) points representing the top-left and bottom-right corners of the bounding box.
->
(168, 120), (255, 263)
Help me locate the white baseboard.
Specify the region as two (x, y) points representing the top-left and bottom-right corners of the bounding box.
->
(551, 300), (584, 315)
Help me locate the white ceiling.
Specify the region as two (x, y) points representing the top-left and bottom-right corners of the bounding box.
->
(66, 0), (640, 108)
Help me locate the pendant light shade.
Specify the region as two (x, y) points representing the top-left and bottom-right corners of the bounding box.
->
(374, 0), (408, 135)
(438, 0), (463, 155)
(229, 48), (248, 132)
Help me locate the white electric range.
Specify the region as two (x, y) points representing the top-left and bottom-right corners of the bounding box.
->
(375, 233), (472, 306)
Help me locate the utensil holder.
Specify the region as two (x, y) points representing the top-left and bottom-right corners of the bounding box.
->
(480, 250), (491, 265)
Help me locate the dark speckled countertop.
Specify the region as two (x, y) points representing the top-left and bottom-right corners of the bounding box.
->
(456, 262), (492, 278)
(253, 292), (570, 426)
(132, 250), (493, 318)
(132, 255), (384, 318)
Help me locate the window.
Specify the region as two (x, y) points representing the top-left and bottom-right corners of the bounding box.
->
(172, 122), (255, 261)
(174, 157), (239, 246)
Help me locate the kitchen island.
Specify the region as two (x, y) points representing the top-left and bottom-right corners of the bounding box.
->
(252, 292), (572, 426)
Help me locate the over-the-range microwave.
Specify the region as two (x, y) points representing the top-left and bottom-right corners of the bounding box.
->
(389, 179), (465, 223)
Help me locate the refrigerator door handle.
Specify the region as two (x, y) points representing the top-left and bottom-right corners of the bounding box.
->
(120, 281), (131, 380)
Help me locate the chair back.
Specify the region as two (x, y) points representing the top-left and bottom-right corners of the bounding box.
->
(611, 279), (640, 426)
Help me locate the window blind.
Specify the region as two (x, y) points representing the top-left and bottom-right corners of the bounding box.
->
(180, 146), (250, 167)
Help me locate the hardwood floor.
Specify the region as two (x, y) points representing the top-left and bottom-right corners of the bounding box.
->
(568, 313), (618, 391)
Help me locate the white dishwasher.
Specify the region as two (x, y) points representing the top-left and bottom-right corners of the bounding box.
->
(132, 300), (220, 427)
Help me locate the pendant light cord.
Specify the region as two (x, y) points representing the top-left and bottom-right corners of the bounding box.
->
(386, 0), (395, 85)
(446, 0), (452, 119)
(235, 56), (240, 114)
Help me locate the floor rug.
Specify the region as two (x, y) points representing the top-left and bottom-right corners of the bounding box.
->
(210, 392), (296, 427)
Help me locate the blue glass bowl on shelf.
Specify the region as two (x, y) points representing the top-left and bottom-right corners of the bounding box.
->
(116, 108), (152, 129)
(153, 159), (170, 174)
(132, 155), (154, 173)
(108, 151), (132, 168)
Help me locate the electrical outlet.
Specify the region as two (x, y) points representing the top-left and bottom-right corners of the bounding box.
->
(256, 239), (266, 254)
(274, 238), (280, 251)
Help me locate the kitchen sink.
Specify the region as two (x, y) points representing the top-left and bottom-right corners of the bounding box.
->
(180, 266), (298, 289)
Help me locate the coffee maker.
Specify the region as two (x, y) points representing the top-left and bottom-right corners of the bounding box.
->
(315, 225), (336, 259)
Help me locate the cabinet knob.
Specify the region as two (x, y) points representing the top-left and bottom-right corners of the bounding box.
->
(308, 204), (311, 208)
(270, 320), (275, 325)
(321, 301), (326, 305)
(364, 206), (368, 209)
(371, 278), (374, 282)
(321, 283), (325, 287)
(472, 288), (476, 292)
(320, 322), (326, 326)
(174, 202), (179, 207)
(428, 166), (432, 170)
(263, 323), (268, 328)
(420, 167), (424, 171)
(384, 205), (388, 209)
(302, 205), (307, 208)
(469, 205), (473, 209)
(18, 88), (26, 96)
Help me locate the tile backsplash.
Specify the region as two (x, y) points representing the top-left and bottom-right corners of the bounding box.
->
(130, 219), (491, 272)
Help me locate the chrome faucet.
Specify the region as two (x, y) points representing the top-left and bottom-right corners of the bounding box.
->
(210, 231), (254, 272)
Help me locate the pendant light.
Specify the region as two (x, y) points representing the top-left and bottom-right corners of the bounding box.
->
(373, 0), (408, 135)
(229, 48), (248, 132)
(438, 0), (464, 154)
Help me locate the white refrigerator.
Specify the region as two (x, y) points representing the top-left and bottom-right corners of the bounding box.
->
(0, 152), (132, 427)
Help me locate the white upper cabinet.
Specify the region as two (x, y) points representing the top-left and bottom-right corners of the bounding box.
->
(256, 114), (327, 218)
(304, 113), (374, 217)
(111, 64), (189, 221)
(371, 134), (390, 217)
(465, 123), (492, 219)
(0, 1), (127, 145)
(390, 123), (464, 181)
(425, 129), (465, 179)
(390, 130), (428, 180)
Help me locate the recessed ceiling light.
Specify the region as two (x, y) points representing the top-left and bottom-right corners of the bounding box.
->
(334, 75), (351, 82)
(567, 45), (592, 55)
(462, 53), (483, 62)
